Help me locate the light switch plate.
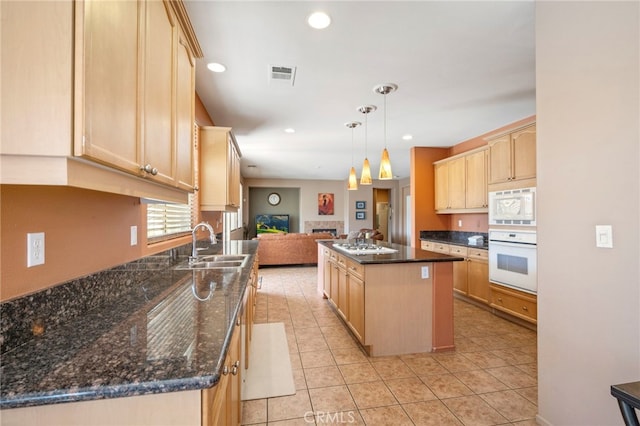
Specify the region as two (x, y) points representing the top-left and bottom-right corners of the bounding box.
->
(130, 226), (138, 246)
(595, 225), (613, 248)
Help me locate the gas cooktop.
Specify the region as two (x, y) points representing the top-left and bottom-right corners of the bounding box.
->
(332, 242), (399, 255)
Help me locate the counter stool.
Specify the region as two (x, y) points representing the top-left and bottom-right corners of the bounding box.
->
(611, 381), (640, 426)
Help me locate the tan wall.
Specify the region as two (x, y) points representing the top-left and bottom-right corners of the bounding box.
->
(536, 2), (639, 425)
(0, 94), (216, 302)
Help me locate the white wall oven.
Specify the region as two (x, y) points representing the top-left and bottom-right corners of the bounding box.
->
(489, 229), (537, 294)
(489, 187), (536, 226)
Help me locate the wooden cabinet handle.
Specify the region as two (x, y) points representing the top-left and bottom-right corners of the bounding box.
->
(222, 365), (229, 375)
(497, 297), (503, 302)
(522, 306), (528, 311)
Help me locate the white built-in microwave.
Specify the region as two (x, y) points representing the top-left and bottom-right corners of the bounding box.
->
(488, 187), (536, 226)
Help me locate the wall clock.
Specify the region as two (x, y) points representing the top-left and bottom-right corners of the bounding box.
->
(267, 192), (281, 206)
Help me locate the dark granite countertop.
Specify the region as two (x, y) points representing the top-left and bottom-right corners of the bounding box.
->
(319, 240), (464, 264)
(0, 240), (258, 409)
(419, 230), (489, 250)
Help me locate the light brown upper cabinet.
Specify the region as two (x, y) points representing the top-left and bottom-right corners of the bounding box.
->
(487, 123), (536, 187)
(1, 0), (201, 202)
(433, 146), (488, 213)
(200, 127), (242, 212)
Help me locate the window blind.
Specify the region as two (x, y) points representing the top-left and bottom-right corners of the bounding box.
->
(147, 193), (195, 240)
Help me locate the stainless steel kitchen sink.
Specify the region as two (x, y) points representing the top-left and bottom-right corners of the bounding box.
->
(174, 254), (249, 270)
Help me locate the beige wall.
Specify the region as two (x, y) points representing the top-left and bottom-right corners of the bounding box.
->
(536, 2), (639, 425)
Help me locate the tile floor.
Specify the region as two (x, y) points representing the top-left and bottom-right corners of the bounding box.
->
(241, 266), (538, 425)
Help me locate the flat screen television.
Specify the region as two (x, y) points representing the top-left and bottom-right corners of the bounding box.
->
(256, 214), (289, 234)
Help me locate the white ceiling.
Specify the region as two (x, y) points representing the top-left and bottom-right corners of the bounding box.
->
(185, 1), (536, 181)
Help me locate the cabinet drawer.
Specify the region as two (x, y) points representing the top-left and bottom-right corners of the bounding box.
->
(336, 254), (347, 268)
(468, 248), (488, 261)
(490, 284), (537, 323)
(449, 245), (468, 256)
(420, 241), (433, 251)
(432, 243), (450, 254)
(345, 259), (364, 280)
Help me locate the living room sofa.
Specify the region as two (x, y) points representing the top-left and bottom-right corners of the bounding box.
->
(254, 232), (334, 266)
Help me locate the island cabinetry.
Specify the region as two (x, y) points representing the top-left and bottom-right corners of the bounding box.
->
(466, 248), (490, 304)
(199, 127), (242, 211)
(1, 0), (200, 202)
(320, 244), (456, 356)
(433, 147), (488, 213)
(487, 123), (536, 187)
(490, 284), (537, 324)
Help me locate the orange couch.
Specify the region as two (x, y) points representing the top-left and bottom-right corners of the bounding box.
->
(254, 232), (334, 266)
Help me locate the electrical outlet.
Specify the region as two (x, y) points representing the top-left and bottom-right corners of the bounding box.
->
(130, 226), (138, 246)
(27, 232), (45, 267)
(458, 220), (463, 228)
(421, 266), (429, 279)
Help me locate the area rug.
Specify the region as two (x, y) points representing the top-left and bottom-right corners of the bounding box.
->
(241, 322), (296, 401)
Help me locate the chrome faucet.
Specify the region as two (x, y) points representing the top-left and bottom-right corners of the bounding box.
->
(190, 222), (217, 263)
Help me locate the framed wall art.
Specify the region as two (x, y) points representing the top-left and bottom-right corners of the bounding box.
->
(355, 211), (366, 220)
(318, 193), (334, 215)
(355, 201), (366, 210)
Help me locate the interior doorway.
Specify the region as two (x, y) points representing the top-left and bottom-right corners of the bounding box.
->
(373, 188), (391, 242)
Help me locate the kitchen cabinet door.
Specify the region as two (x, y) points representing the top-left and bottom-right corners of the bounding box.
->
(447, 157), (466, 209)
(175, 28), (196, 191)
(75, 0), (141, 173)
(200, 127), (242, 211)
(465, 148), (488, 209)
(142, 0), (176, 186)
(511, 124), (537, 181)
(467, 249), (490, 304)
(348, 274), (365, 343)
(434, 162), (449, 211)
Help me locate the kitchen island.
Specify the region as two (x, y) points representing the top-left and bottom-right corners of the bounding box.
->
(317, 240), (464, 356)
(0, 240), (258, 425)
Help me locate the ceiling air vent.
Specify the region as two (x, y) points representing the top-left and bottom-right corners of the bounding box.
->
(269, 65), (296, 86)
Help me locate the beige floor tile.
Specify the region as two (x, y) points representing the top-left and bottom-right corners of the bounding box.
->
(292, 368), (307, 390)
(314, 410), (365, 425)
(241, 398), (267, 424)
(420, 373), (475, 399)
(359, 405), (414, 425)
(402, 400), (464, 426)
(442, 395), (509, 425)
(300, 349), (336, 368)
(338, 362), (381, 384)
(308, 385), (357, 413)
(347, 381), (398, 409)
(371, 358), (416, 379)
(433, 353), (480, 373)
(454, 369), (510, 394)
(385, 376), (438, 403)
(479, 389), (538, 422)
(403, 355), (449, 376)
(331, 346), (369, 365)
(304, 365), (345, 389)
(486, 365), (537, 389)
(515, 386), (538, 405)
(253, 266), (539, 425)
(267, 390), (313, 422)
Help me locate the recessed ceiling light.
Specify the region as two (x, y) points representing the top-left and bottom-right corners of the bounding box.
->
(207, 62), (226, 73)
(307, 12), (331, 29)
(402, 134), (413, 141)
(284, 128), (295, 134)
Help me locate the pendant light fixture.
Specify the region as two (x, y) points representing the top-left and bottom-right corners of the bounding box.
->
(345, 121), (361, 190)
(357, 105), (377, 185)
(373, 83), (398, 180)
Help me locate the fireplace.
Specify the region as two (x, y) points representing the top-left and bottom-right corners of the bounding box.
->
(312, 228), (337, 236)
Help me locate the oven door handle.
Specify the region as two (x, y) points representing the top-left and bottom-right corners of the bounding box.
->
(489, 240), (536, 248)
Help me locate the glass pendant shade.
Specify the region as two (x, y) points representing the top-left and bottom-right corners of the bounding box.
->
(378, 148), (393, 179)
(360, 158), (372, 185)
(348, 166), (358, 190)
